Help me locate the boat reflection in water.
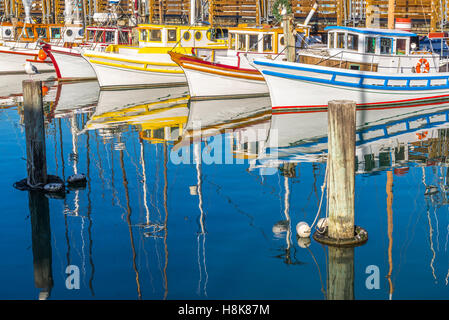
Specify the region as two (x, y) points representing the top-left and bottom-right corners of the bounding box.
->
(254, 99), (449, 299)
(83, 86), (190, 299)
(174, 96), (272, 167)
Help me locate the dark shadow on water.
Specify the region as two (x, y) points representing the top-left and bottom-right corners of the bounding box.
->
(28, 190), (53, 300)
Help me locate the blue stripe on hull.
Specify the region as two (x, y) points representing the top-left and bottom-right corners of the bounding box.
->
(254, 60), (449, 91)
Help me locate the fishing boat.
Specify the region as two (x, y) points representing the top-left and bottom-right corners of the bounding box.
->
(0, 22), (79, 74)
(252, 26), (449, 113)
(82, 23), (228, 90)
(169, 24), (310, 100)
(42, 25), (133, 82)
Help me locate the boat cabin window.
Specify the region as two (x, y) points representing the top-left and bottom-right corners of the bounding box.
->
(208, 28), (227, 40)
(36, 27), (47, 38)
(396, 38), (406, 55)
(95, 31), (104, 42)
(194, 31), (202, 41)
(347, 34), (358, 51)
(229, 33), (236, 50)
(328, 32), (335, 48)
(337, 33), (345, 48)
(105, 31), (114, 43)
(248, 34), (258, 52)
(263, 34), (273, 51)
(238, 34), (246, 51)
(140, 29), (148, 41)
(380, 37), (393, 54)
(167, 29), (177, 42)
(27, 27), (34, 38)
(280, 36), (285, 46)
(365, 36), (376, 53)
(87, 29), (95, 42)
(51, 27), (61, 39)
(183, 31), (191, 41)
(118, 31), (131, 44)
(149, 29), (161, 41)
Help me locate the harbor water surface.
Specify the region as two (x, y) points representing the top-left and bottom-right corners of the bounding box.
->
(1, 77), (449, 299)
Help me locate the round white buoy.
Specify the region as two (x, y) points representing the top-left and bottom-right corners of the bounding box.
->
(296, 222), (311, 238)
(316, 218), (328, 230)
(297, 236), (311, 248)
(272, 220), (288, 235)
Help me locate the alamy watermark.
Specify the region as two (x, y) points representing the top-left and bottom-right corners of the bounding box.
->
(365, 265), (380, 290)
(65, 265), (80, 290)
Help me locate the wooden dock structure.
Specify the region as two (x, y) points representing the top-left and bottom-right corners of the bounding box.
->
(0, 0), (447, 34)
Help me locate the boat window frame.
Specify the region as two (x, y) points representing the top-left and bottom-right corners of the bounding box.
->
(51, 27), (61, 39)
(229, 32), (236, 50)
(167, 29), (177, 42)
(36, 27), (48, 39)
(328, 32), (335, 48)
(95, 30), (105, 43)
(263, 34), (273, 52)
(337, 32), (346, 49)
(395, 37), (407, 55)
(380, 37), (393, 55)
(365, 36), (376, 54)
(347, 33), (358, 51)
(149, 28), (162, 42)
(248, 34), (259, 52)
(194, 30), (203, 41)
(237, 33), (246, 51)
(183, 31), (191, 41)
(105, 30), (115, 43)
(140, 29), (148, 42)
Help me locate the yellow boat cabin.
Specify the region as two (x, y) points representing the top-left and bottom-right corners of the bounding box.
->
(136, 24), (228, 48)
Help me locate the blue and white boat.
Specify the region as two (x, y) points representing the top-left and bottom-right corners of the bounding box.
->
(252, 26), (449, 114)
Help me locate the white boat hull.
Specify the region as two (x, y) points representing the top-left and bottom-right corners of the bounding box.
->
(0, 46), (54, 74)
(48, 47), (96, 81)
(83, 50), (186, 90)
(183, 66), (268, 99)
(253, 59), (449, 112)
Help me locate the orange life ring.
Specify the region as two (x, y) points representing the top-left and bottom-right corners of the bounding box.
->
(416, 58), (430, 73)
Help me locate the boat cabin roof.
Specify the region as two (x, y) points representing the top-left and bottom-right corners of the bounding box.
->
(324, 26), (417, 37)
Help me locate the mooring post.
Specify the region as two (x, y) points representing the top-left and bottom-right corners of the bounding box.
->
(327, 246), (354, 300)
(23, 80), (47, 187)
(327, 100), (356, 239)
(282, 13), (296, 62)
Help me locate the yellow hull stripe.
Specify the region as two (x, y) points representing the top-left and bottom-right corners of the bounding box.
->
(84, 53), (177, 66)
(88, 59), (183, 74)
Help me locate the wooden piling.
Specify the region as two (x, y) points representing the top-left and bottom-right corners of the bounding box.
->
(282, 13), (296, 63)
(23, 80), (47, 187)
(327, 100), (356, 240)
(327, 246), (354, 300)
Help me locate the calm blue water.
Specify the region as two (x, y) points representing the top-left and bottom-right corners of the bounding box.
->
(1, 79), (449, 300)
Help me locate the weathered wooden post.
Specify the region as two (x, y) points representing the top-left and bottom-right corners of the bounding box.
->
(313, 100), (367, 246)
(327, 100), (356, 239)
(23, 80), (47, 188)
(282, 13), (296, 62)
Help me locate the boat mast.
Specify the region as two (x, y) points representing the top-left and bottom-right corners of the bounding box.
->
(22, 0), (32, 23)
